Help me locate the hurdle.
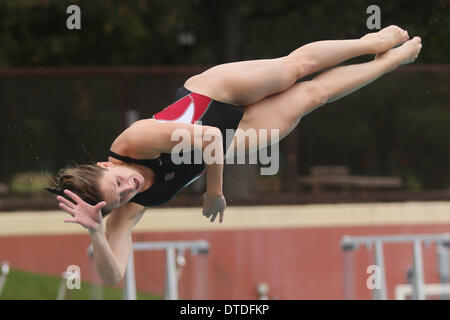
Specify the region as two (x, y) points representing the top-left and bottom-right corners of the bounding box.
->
(0, 261), (10, 297)
(341, 233), (450, 300)
(57, 271), (69, 300)
(88, 239), (210, 300)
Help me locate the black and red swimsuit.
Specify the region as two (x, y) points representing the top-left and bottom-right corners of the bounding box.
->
(108, 86), (243, 207)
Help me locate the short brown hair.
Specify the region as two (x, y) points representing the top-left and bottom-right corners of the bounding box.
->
(46, 164), (113, 217)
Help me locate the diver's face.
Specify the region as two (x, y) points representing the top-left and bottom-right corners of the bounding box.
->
(97, 162), (144, 210)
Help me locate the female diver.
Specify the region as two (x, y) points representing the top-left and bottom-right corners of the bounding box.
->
(47, 26), (422, 285)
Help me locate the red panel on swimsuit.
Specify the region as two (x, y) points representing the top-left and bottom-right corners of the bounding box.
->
(154, 93), (212, 124)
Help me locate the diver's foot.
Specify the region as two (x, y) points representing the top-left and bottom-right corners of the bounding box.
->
(375, 36), (422, 70)
(362, 25), (409, 53)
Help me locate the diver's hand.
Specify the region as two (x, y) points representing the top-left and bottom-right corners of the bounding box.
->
(57, 189), (106, 233)
(202, 192), (226, 223)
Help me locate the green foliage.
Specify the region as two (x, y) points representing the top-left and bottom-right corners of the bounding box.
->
(0, 268), (160, 300)
(9, 172), (49, 195)
(0, 0), (448, 191)
(403, 171), (423, 191)
(299, 72), (450, 189)
(0, 0), (447, 66)
(394, 103), (450, 189)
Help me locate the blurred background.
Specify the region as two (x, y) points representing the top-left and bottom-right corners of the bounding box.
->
(0, 0), (448, 300)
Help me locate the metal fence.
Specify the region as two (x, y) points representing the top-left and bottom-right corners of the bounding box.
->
(0, 261), (10, 297)
(88, 239), (210, 300)
(1, 65), (450, 209)
(341, 233), (450, 300)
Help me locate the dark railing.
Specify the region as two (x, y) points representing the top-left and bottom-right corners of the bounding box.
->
(1, 65), (449, 211)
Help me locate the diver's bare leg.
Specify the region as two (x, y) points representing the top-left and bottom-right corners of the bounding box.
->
(186, 26), (408, 107)
(230, 37), (422, 155)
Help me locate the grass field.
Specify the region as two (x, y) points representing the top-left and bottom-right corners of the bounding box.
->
(0, 269), (161, 300)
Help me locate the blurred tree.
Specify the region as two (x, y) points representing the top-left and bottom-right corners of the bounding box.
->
(0, 0), (448, 192)
(0, 0), (447, 66)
